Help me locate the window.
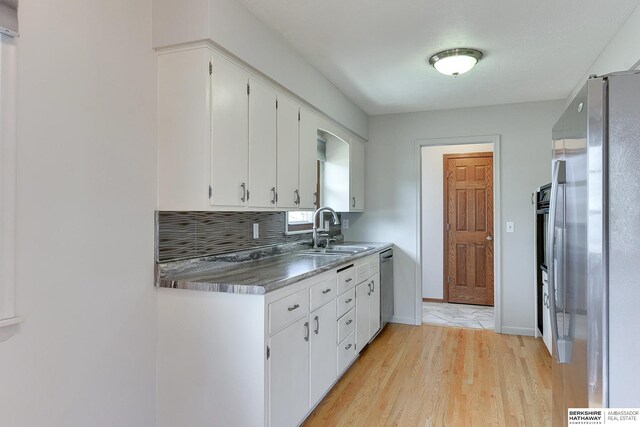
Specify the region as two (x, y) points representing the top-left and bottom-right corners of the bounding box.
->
(0, 27), (20, 326)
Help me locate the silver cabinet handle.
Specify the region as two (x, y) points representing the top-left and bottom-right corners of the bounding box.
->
(368, 281), (372, 296)
(322, 288), (331, 294)
(345, 278), (352, 282)
(313, 192), (318, 207)
(270, 187), (276, 205)
(314, 316), (319, 335)
(346, 319), (353, 325)
(345, 298), (353, 303)
(371, 280), (375, 293)
(486, 235), (493, 241)
(352, 196), (356, 208)
(345, 343), (352, 350)
(288, 304), (300, 312)
(294, 189), (300, 205)
(240, 183), (246, 202)
(304, 322), (309, 341)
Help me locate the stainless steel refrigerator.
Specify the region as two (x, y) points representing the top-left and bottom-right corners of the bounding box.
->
(549, 71), (640, 426)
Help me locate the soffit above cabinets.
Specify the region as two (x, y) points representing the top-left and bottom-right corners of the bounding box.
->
(236, 0), (640, 115)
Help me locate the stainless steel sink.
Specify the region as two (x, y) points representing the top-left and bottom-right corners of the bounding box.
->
(298, 248), (358, 256)
(326, 244), (375, 252)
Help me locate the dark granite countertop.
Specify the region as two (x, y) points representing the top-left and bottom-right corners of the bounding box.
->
(156, 241), (392, 295)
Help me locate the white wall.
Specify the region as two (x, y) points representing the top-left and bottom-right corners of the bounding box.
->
(0, 1), (157, 426)
(421, 143), (494, 300)
(152, 0), (369, 139)
(567, 4), (640, 103)
(344, 100), (565, 332)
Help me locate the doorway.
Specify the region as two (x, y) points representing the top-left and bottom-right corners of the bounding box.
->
(415, 136), (501, 331)
(443, 152), (494, 306)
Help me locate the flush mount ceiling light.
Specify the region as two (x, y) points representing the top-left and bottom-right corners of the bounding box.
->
(429, 48), (483, 76)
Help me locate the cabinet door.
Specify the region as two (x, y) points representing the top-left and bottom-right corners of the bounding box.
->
(369, 274), (381, 339)
(277, 95), (300, 209)
(210, 52), (249, 207)
(158, 48), (212, 210)
(299, 108), (318, 209)
(350, 138), (365, 211)
(355, 281), (371, 354)
(309, 301), (337, 408)
(269, 317), (310, 427)
(248, 78), (277, 208)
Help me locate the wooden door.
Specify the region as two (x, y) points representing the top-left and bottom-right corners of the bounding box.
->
(444, 153), (494, 305)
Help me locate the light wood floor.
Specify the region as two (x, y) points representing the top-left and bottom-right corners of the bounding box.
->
(304, 324), (552, 427)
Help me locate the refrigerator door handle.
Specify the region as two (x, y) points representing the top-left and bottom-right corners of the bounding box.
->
(548, 160), (572, 364)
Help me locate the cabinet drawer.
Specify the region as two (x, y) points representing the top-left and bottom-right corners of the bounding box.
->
(337, 332), (357, 375)
(337, 266), (356, 295)
(310, 276), (337, 311)
(369, 257), (379, 276)
(269, 289), (309, 334)
(337, 308), (356, 343)
(355, 263), (369, 285)
(337, 288), (355, 318)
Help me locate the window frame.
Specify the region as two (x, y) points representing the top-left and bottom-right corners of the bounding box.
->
(0, 33), (21, 327)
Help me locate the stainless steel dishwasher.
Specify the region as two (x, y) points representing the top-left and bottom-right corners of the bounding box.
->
(380, 249), (394, 328)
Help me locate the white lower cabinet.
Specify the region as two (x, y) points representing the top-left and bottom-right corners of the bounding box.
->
(309, 301), (337, 408)
(157, 255), (385, 427)
(355, 256), (381, 354)
(269, 317), (310, 427)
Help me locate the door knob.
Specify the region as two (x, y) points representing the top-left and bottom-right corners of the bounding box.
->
(486, 235), (493, 241)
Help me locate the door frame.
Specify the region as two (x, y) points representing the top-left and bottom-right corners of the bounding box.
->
(442, 152), (494, 304)
(414, 135), (502, 332)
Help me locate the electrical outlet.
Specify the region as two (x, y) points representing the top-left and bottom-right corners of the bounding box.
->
(342, 219), (349, 230)
(252, 223), (259, 239)
(506, 221), (515, 233)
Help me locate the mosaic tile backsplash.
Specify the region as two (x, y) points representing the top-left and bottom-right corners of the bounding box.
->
(155, 211), (342, 263)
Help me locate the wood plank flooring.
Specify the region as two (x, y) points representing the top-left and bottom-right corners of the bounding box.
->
(304, 324), (552, 427)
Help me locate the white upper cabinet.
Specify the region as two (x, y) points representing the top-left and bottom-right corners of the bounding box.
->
(248, 78), (277, 208)
(276, 94), (300, 209)
(210, 51), (250, 207)
(158, 48), (213, 211)
(349, 137), (365, 211)
(299, 108), (319, 209)
(157, 44), (363, 212)
(322, 129), (366, 212)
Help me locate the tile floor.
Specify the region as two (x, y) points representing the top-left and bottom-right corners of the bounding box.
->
(422, 301), (494, 330)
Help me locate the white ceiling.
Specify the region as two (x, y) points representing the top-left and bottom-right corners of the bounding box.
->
(236, 0), (640, 115)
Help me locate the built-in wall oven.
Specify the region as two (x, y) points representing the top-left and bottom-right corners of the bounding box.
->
(534, 183), (551, 337)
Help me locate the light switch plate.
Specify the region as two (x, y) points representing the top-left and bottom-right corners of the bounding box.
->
(252, 223), (259, 239)
(506, 221), (515, 233)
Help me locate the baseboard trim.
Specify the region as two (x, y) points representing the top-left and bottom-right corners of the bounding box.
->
(422, 298), (444, 303)
(501, 326), (535, 336)
(390, 315), (415, 325)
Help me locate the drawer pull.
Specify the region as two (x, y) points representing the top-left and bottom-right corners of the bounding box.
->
(322, 288), (331, 294)
(345, 278), (353, 282)
(346, 319), (353, 325)
(304, 322), (309, 341)
(288, 304), (300, 312)
(345, 343), (353, 350)
(345, 298), (353, 304)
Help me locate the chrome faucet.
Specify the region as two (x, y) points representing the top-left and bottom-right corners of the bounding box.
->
(312, 207), (340, 248)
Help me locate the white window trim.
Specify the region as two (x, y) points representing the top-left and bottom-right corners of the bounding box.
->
(0, 33), (21, 327)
